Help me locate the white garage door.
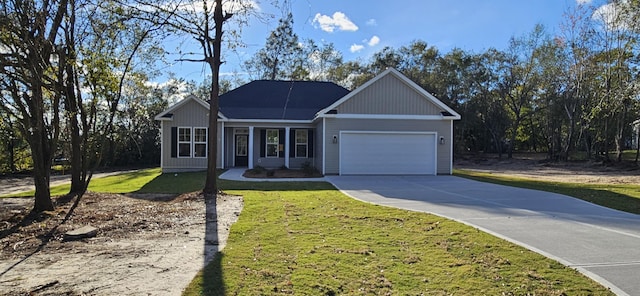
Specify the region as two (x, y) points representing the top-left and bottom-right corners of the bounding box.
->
(340, 131), (437, 175)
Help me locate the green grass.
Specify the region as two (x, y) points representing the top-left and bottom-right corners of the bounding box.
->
(4, 168), (164, 197)
(454, 169), (640, 214)
(183, 185), (612, 295)
(1, 168), (617, 294)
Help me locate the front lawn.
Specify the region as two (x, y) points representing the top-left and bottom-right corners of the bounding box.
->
(3, 169), (615, 294)
(183, 179), (611, 295)
(3, 168), (164, 197)
(454, 169), (640, 214)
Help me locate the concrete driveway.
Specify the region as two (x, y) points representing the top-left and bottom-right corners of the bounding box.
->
(326, 175), (640, 296)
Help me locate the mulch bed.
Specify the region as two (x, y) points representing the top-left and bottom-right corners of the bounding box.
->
(242, 168), (323, 179)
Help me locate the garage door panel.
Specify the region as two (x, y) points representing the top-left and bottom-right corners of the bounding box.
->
(340, 132), (436, 175)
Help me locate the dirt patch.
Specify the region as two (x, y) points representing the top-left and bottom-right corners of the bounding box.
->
(0, 191), (243, 295)
(242, 168), (323, 179)
(455, 154), (640, 184)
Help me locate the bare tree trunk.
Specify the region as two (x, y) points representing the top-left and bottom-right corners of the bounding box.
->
(29, 87), (55, 213)
(203, 0), (231, 196)
(507, 116), (521, 159)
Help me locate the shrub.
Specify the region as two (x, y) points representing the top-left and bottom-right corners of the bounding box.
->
(301, 161), (317, 176)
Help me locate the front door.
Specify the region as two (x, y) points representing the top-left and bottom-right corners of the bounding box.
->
(235, 134), (248, 167)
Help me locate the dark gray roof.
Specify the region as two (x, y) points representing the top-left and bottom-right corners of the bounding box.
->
(218, 80), (349, 120)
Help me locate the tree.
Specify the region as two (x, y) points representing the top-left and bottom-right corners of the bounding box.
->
(0, 0), (68, 212)
(244, 13), (303, 80)
(303, 40), (343, 81)
(499, 24), (549, 158)
(59, 0), (167, 196)
(139, 0), (253, 197)
(107, 73), (169, 166)
(470, 49), (511, 157)
(0, 108), (20, 173)
(589, 0), (639, 161)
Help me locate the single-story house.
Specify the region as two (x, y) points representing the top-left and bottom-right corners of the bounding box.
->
(154, 68), (461, 175)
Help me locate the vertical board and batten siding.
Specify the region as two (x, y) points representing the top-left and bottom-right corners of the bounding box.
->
(335, 74), (442, 115)
(323, 118), (453, 175)
(161, 99), (222, 172)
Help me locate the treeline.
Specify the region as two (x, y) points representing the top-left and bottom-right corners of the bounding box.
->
(241, 3), (640, 162)
(1, 1), (638, 212)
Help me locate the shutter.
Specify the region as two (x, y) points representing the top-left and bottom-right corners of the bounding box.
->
(171, 127), (177, 158)
(289, 129), (295, 158)
(308, 129), (314, 157)
(279, 128), (285, 158)
(260, 129), (266, 157)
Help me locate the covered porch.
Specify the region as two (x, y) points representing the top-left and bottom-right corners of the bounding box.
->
(220, 122), (317, 170)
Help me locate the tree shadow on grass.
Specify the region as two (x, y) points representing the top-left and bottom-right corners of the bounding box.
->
(199, 195), (226, 296)
(132, 170), (337, 294)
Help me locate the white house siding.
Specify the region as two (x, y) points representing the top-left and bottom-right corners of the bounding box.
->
(160, 99), (223, 172)
(335, 74), (442, 115)
(323, 118), (453, 175)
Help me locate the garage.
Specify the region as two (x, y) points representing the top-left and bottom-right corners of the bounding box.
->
(339, 131), (437, 175)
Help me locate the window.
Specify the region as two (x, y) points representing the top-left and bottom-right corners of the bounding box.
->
(178, 127), (191, 157)
(176, 127), (207, 158)
(266, 129), (279, 157)
(295, 129), (308, 158)
(194, 128), (207, 158)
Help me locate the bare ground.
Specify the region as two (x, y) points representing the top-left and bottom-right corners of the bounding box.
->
(0, 192), (243, 295)
(2, 157), (639, 295)
(455, 153), (640, 184)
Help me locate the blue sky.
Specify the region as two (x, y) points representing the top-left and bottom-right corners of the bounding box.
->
(164, 0), (592, 83)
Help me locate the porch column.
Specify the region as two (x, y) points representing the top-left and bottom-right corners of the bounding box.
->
(248, 126), (254, 169)
(285, 127), (290, 168)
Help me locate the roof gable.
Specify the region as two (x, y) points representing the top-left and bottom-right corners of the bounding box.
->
(317, 68), (461, 119)
(154, 95), (226, 121)
(219, 80), (349, 120)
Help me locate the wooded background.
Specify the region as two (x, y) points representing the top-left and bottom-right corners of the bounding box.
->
(1, 1), (638, 174)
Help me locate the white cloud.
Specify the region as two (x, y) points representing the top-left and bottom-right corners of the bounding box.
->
(366, 19), (377, 26)
(367, 35), (380, 47)
(592, 1), (634, 31)
(576, 0), (592, 4)
(313, 12), (359, 32)
(153, 0), (260, 17)
(350, 44), (365, 53)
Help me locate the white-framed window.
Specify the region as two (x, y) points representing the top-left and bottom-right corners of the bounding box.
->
(193, 127), (207, 158)
(266, 129), (279, 158)
(178, 127), (191, 158)
(295, 129), (308, 158)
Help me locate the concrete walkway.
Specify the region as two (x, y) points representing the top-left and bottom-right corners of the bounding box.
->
(326, 175), (640, 296)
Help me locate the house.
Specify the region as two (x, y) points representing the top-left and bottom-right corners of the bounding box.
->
(154, 68), (461, 175)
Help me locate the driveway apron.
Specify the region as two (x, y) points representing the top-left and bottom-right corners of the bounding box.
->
(326, 175), (640, 296)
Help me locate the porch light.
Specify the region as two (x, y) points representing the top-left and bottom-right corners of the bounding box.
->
(439, 136), (445, 145)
